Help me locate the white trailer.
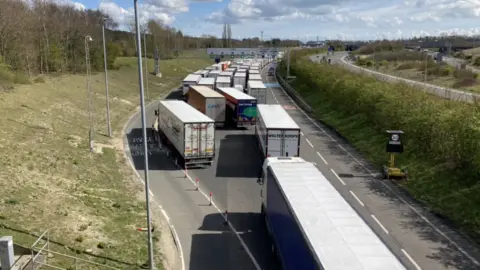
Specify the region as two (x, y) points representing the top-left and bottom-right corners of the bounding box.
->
(259, 157), (407, 270)
(197, 77), (215, 89)
(247, 80), (267, 103)
(187, 85), (226, 126)
(182, 74), (202, 95)
(249, 69), (260, 75)
(225, 68), (236, 73)
(237, 68), (248, 74)
(219, 71), (234, 79)
(216, 76), (231, 89)
(193, 70), (209, 77)
(154, 100), (215, 167)
(233, 72), (247, 88)
(249, 74), (262, 81)
(207, 70), (221, 79)
(255, 104), (300, 158)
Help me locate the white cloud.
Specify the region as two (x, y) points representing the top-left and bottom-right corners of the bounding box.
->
(99, 0), (182, 29)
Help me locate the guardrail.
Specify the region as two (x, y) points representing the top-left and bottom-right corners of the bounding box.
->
(275, 69), (313, 113)
(338, 56), (480, 104)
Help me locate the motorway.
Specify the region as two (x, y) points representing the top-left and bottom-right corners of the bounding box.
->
(124, 59), (480, 270)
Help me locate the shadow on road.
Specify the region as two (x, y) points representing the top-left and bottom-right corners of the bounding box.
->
(215, 134), (262, 178)
(189, 212), (281, 270)
(125, 127), (178, 171)
(165, 89), (184, 100)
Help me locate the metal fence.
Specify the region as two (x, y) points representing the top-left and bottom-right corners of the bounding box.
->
(275, 69), (313, 113)
(30, 230), (120, 270)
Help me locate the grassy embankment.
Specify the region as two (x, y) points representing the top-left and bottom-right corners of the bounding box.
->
(278, 49), (480, 243)
(353, 50), (480, 93)
(0, 51), (211, 269)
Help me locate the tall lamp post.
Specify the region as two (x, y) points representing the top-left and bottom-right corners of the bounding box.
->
(84, 35), (94, 152)
(133, 0), (155, 269)
(102, 19), (112, 137)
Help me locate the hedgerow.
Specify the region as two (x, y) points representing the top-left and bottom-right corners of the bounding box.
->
(279, 49), (480, 241)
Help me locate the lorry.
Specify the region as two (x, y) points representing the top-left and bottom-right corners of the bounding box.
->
(255, 104), (300, 158)
(217, 87), (257, 128)
(182, 74), (202, 96)
(193, 70), (210, 77)
(219, 71), (234, 79)
(216, 76), (231, 88)
(153, 100), (215, 168)
(247, 80), (267, 103)
(207, 70), (221, 79)
(197, 77), (215, 89)
(249, 74), (262, 81)
(187, 85), (226, 127)
(233, 72), (247, 88)
(258, 157), (407, 270)
(249, 69), (260, 75)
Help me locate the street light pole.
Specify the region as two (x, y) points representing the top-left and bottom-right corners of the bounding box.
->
(85, 35), (94, 152)
(133, 0), (155, 269)
(102, 21), (112, 137)
(144, 31), (149, 101)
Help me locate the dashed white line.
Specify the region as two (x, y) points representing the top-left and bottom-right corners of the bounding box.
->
(275, 69), (480, 266)
(179, 164), (262, 270)
(401, 249), (422, 270)
(300, 131), (304, 136)
(330, 168), (346, 186)
(349, 190), (364, 207)
(371, 215), (389, 234)
(305, 138), (314, 147)
(316, 151), (328, 165)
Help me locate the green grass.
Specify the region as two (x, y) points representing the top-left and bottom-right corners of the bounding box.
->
(0, 54), (212, 269)
(279, 51), (480, 243)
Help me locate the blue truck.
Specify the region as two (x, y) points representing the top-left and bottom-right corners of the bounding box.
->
(216, 87), (257, 128)
(259, 157), (406, 270)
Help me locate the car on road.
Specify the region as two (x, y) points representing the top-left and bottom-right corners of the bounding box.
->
(268, 67), (275, 76)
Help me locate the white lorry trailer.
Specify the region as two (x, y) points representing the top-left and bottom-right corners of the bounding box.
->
(187, 85), (226, 127)
(247, 80), (267, 103)
(216, 76), (231, 88)
(193, 70), (209, 77)
(249, 74), (262, 81)
(233, 72), (247, 89)
(258, 157), (407, 270)
(182, 74), (202, 96)
(197, 77), (215, 89)
(207, 70), (221, 79)
(249, 69), (260, 75)
(255, 104), (300, 158)
(153, 100), (215, 168)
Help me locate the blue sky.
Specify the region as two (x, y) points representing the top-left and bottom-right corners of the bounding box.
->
(66, 0), (480, 41)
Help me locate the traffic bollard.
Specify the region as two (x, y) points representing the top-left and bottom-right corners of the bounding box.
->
(209, 192), (212, 206)
(195, 178), (199, 190)
(224, 210), (228, 225)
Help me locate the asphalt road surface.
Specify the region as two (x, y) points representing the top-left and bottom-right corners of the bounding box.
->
(264, 62), (480, 269)
(124, 59), (480, 270)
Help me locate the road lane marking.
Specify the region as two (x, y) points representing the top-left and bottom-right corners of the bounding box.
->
(316, 152), (328, 165)
(330, 169), (346, 186)
(300, 131), (304, 136)
(275, 69), (480, 266)
(179, 164), (262, 270)
(371, 215), (389, 234)
(305, 138), (314, 148)
(401, 249), (422, 270)
(349, 190), (364, 207)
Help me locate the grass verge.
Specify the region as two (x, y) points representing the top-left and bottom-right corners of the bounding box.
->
(0, 54), (212, 269)
(278, 50), (480, 244)
(355, 51), (480, 93)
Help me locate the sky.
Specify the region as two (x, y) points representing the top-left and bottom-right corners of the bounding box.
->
(60, 0), (480, 41)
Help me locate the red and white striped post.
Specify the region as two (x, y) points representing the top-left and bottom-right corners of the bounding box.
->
(195, 178), (199, 190)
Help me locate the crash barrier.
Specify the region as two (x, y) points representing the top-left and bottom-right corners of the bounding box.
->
(275, 69), (313, 113)
(339, 56), (480, 104)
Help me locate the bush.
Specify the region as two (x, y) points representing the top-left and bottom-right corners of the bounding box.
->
(452, 78), (477, 88)
(279, 49), (480, 242)
(369, 51), (429, 62)
(355, 41), (404, 55)
(396, 62), (421, 70)
(453, 69), (477, 80)
(473, 57), (480, 67)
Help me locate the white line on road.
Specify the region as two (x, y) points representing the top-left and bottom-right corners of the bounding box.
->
(401, 249), (422, 270)
(276, 73), (480, 266)
(349, 190), (364, 207)
(300, 131), (304, 136)
(330, 169), (346, 186)
(371, 215), (389, 234)
(305, 138), (314, 148)
(179, 166), (262, 270)
(316, 152), (328, 165)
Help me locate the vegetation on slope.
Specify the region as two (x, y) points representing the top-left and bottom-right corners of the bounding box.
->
(355, 51), (480, 91)
(279, 49), (480, 242)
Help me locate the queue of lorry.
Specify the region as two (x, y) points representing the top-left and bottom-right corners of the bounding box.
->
(152, 56), (407, 270)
